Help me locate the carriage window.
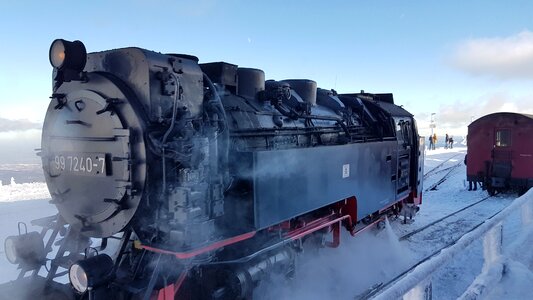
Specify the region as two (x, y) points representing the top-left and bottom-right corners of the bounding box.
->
(495, 129), (511, 147)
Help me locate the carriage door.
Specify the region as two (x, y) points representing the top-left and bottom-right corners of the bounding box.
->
(491, 128), (512, 187)
(395, 118), (412, 196)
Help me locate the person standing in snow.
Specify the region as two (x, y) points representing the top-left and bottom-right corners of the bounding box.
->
(432, 133), (437, 150)
(449, 136), (454, 149)
(445, 133), (449, 149)
(464, 154), (477, 191)
(428, 136), (433, 150)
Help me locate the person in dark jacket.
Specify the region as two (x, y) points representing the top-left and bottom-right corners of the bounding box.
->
(464, 154), (477, 191)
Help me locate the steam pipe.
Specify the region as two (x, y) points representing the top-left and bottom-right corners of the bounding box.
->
(203, 74), (230, 188)
(273, 102), (300, 120)
(161, 73), (181, 194)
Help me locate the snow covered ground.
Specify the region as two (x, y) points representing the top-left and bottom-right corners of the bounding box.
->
(0, 146), (531, 299)
(0, 179), (49, 202)
(0, 164), (44, 186)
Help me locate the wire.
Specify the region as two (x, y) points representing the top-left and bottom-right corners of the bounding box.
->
(161, 73), (181, 194)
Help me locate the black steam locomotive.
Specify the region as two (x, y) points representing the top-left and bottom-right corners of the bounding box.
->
(1, 39), (423, 299)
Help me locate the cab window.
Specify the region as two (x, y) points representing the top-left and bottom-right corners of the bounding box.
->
(395, 119), (411, 145)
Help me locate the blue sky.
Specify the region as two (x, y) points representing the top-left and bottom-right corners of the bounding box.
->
(1, 0), (533, 162)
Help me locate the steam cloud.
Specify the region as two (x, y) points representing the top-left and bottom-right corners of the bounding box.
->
(451, 30), (533, 79)
(255, 220), (414, 300)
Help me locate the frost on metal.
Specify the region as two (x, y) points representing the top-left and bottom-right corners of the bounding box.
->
(458, 258), (505, 300)
(482, 223), (503, 267)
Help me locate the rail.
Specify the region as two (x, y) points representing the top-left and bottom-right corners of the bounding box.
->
(399, 195), (492, 241)
(423, 153), (462, 179)
(370, 189), (533, 300)
(424, 161), (463, 192)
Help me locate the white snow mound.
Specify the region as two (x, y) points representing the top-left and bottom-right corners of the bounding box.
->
(0, 177), (50, 202)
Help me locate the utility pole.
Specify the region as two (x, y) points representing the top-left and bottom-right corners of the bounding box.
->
(430, 113), (436, 136)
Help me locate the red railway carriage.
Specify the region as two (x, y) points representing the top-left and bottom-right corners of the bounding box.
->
(467, 112), (533, 196)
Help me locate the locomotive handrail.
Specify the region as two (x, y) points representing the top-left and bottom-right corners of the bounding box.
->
(371, 189), (533, 300)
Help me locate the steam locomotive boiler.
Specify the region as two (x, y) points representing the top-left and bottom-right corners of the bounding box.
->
(1, 39), (423, 300)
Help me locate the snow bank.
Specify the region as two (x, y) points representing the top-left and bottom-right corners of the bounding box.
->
(463, 220), (533, 300)
(0, 177), (50, 202)
(484, 259), (533, 299)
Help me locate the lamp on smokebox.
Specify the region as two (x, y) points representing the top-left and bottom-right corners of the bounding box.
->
(49, 39), (87, 71)
(69, 253), (114, 293)
(4, 231), (47, 266)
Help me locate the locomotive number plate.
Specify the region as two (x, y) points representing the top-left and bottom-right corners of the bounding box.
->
(50, 153), (107, 176)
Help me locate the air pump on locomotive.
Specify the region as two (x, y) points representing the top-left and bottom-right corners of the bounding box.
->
(1, 39), (423, 299)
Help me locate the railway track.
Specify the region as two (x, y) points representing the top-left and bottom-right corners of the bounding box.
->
(354, 158), (504, 299)
(424, 160), (464, 192)
(423, 153), (463, 180)
(403, 151), (486, 241)
(356, 181), (515, 299)
(356, 206), (506, 300)
(399, 195), (492, 241)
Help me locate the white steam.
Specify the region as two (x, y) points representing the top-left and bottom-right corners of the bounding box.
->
(255, 219), (414, 300)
